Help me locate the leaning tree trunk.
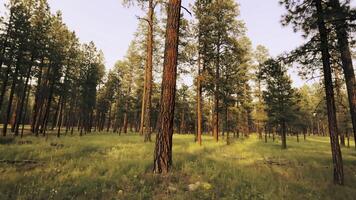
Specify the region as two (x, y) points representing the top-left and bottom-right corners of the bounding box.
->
(315, 0), (344, 185)
(153, 0), (181, 174)
(330, 0), (356, 148)
(144, 0), (154, 142)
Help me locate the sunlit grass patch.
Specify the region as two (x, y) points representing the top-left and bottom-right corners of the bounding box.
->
(0, 133), (355, 199)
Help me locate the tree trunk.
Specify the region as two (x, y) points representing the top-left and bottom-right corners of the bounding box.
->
(226, 107), (230, 145)
(123, 101), (128, 134)
(180, 111), (185, 134)
(281, 122), (287, 149)
(15, 59), (33, 135)
(32, 58), (45, 135)
(330, 0), (356, 149)
(57, 98), (64, 138)
(40, 73), (55, 136)
(213, 41), (220, 142)
(0, 62), (12, 115)
(3, 61), (20, 136)
(346, 130), (350, 148)
(315, 0), (344, 185)
(107, 102), (112, 132)
(21, 82), (31, 138)
(153, 0), (181, 174)
(140, 81), (147, 135)
(197, 54), (203, 146)
(0, 12), (14, 114)
(144, 0), (154, 142)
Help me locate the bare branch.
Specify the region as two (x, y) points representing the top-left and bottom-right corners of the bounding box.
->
(135, 15), (151, 26)
(159, 2), (192, 16)
(181, 5), (192, 16)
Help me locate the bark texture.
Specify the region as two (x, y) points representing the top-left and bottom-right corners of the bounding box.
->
(315, 0), (344, 185)
(153, 0), (181, 174)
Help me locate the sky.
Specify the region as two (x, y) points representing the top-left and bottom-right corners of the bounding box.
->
(0, 0), (354, 87)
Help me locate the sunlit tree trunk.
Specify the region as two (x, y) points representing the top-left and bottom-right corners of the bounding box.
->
(153, 0), (181, 174)
(143, 0), (154, 142)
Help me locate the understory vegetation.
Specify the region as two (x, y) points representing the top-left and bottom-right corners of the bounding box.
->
(0, 133), (355, 200)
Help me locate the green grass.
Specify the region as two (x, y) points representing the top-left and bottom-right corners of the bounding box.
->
(0, 133), (355, 200)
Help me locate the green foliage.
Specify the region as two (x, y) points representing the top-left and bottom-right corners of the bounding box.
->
(260, 59), (300, 129)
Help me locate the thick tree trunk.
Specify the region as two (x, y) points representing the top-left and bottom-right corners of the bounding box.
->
(330, 0), (356, 148)
(315, 0), (344, 185)
(153, 0), (181, 174)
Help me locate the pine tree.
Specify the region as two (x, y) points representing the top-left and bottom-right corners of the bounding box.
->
(260, 59), (300, 149)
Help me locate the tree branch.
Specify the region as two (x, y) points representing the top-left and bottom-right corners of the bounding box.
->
(135, 15), (152, 26)
(181, 5), (192, 16)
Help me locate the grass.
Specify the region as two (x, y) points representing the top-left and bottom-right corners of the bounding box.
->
(0, 133), (356, 200)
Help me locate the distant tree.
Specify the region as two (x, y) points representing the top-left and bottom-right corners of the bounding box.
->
(253, 45), (269, 139)
(260, 59), (300, 149)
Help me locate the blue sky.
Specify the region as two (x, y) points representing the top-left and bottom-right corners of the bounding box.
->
(1, 0), (354, 86)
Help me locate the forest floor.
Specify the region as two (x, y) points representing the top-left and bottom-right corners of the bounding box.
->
(0, 133), (356, 200)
